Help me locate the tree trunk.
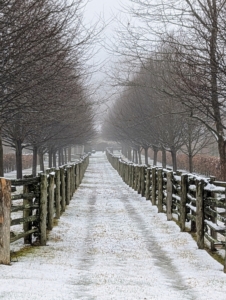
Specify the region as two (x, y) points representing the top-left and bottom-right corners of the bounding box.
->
(189, 153), (193, 173)
(0, 128), (4, 177)
(162, 147), (166, 168)
(144, 147), (148, 165)
(171, 149), (177, 171)
(32, 146), (38, 177)
(123, 144), (128, 158)
(138, 149), (142, 164)
(134, 149), (138, 164)
(64, 148), (67, 164)
(39, 149), (44, 172)
(153, 147), (158, 166)
(123, 144), (128, 157)
(53, 150), (57, 168)
(68, 147), (71, 162)
(58, 149), (61, 166)
(209, 2), (225, 180)
(61, 149), (64, 165)
(48, 148), (53, 168)
(15, 140), (23, 179)
(218, 137), (226, 181)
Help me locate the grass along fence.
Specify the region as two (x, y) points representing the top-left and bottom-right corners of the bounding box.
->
(106, 149), (226, 273)
(0, 154), (89, 265)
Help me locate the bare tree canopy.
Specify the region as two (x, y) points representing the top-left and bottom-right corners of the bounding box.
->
(0, 0), (99, 178)
(103, 0), (226, 178)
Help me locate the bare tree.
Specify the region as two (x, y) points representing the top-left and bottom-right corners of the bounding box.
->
(0, 0), (99, 178)
(113, 0), (226, 179)
(102, 61), (183, 168)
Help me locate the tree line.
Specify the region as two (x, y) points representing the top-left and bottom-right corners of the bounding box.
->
(102, 0), (226, 180)
(0, 0), (98, 179)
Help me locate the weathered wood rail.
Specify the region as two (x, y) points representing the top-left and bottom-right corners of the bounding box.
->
(0, 154), (89, 265)
(106, 149), (226, 273)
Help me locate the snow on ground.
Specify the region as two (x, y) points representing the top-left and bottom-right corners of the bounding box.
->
(1, 152), (226, 299)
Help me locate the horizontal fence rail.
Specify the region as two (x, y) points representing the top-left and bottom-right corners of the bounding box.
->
(106, 149), (226, 273)
(0, 154), (89, 265)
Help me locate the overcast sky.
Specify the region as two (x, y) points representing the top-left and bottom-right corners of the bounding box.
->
(84, 0), (130, 78)
(85, 0), (119, 23)
(83, 0), (131, 125)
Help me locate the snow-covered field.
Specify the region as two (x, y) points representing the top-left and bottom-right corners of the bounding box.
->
(1, 151), (226, 299)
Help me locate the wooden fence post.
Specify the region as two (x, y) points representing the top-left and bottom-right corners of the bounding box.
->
(66, 166), (71, 205)
(81, 160), (85, 181)
(70, 166), (73, 198)
(78, 163), (81, 184)
(129, 164), (132, 187)
(79, 162), (83, 184)
(210, 190), (217, 251)
(81, 161), (84, 181)
(141, 166), (146, 197)
(180, 174), (188, 231)
(123, 163), (126, 182)
(55, 169), (61, 219)
(128, 164), (132, 187)
(145, 168), (151, 200)
(166, 171), (173, 221)
(74, 164), (77, 190)
(137, 166), (141, 194)
(23, 182), (32, 244)
(117, 158), (120, 172)
(123, 162), (127, 183)
(60, 167), (66, 212)
(75, 163), (80, 189)
(121, 162), (125, 181)
(133, 166), (138, 190)
(131, 164), (134, 187)
(48, 173), (55, 230)
(158, 169), (163, 213)
(40, 174), (47, 246)
(151, 167), (156, 205)
(126, 163), (130, 185)
(0, 178), (11, 264)
(71, 165), (75, 194)
(119, 160), (122, 177)
(132, 164), (136, 188)
(196, 179), (204, 249)
(124, 163), (127, 183)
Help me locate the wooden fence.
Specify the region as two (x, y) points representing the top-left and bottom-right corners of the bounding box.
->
(0, 154), (89, 265)
(106, 149), (226, 273)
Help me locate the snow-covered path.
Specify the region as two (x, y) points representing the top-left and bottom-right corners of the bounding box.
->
(1, 152), (226, 299)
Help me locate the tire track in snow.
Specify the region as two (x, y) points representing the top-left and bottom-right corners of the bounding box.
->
(72, 158), (98, 299)
(72, 153), (198, 299)
(104, 155), (198, 299)
(121, 199), (197, 299)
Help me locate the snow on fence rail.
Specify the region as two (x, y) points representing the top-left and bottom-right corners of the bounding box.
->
(0, 154), (89, 265)
(106, 149), (226, 273)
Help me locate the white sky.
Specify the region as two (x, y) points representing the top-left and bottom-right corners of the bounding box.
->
(84, 0), (130, 81)
(85, 0), (117, 23)
(83, 0), (131, 122)
(84, 0), (123, 59)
